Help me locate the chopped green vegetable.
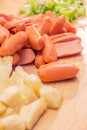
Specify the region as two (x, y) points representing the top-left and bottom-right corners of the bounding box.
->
(20, 0), (86, 21)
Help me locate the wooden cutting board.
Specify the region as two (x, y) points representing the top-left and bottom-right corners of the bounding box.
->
(0, 1), (87, 130)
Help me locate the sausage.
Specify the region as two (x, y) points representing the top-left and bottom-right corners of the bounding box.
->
(0, 17), (7, 25)
(51, 34), (81, 44)
(0, 31), (28, 56)
(4, 17), (32, 30)
(12, 53), (20, 65)
(49, 16), (66, 35)
(31, 14), (44, 25)
(49, 32), (74, 40)
(26, 25), (45, 50)
(34, 52), (45, 68)
(16, 23), (26, 32)
(55, 39), (83, 58)
(23, 43), (31, 49)
(10, 27), (17, 34)
(38, 62), (79, 82)
(37, 16), (53, 35)
(31, 13), (44, 22)
(0, 25), (10, 44)
(42, 34), (57, 63)
(56, 27), (67, 33)
(45, 12), (57, 22)
(17, 48), (35, 65)
(49, 32), (73, 40)
(0, 13), (11, 21)
(64, 21), (76, 33)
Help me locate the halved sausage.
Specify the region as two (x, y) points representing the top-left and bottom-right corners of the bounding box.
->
(12, 53), (20, 65)
(55, 39), (83, 58)
(34, 52), (45, 68)
(42, 34), (57, 63)
(49, 16), (66, 35)
(26, 25), (45, 50)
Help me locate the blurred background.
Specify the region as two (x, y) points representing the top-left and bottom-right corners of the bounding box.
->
(0, 0), (27, 14)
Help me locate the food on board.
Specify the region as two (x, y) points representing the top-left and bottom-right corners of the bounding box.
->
(0, 57), (63, 130)
(0, 12), (82, 82)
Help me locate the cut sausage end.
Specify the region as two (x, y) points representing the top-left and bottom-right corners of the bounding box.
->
(55, 39), (83, 58)
(17, 48), (35, 65)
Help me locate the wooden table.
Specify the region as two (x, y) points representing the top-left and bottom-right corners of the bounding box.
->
(0, 1), (87, 130)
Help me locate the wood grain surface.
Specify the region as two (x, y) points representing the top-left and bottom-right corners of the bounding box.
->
(0, 1), (87, 130)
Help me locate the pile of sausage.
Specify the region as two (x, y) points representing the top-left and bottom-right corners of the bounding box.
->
(0, 12), (82, 82)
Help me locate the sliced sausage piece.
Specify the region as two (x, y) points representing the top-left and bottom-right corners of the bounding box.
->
(49, 32), (73, 40)
(64, 21), (76, 33)
(42, 34), (57, 63)
(0, 17), (7, 25)
(49, 16), (66, 35)
(51, 34), (81, 44)
(34, 52), (45, 68)
(12, 53), (20, 65)
(45, 12), (57, 22)
(0, 13), (11, 21)
(55, 39), (83, 58)
(0, 25), (10, 44)
(26, 25), (45, 50)
(31, 13), (44, 25)
(37, 16), (53, 35)
(4, 17), (32, 30)
(38, 62), (79, 82)
(16, 23), (26, 32)
(18, 48), (35, 65)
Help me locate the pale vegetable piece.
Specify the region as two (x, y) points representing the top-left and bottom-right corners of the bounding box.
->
(0, 102), (7, 115)
(4, 108), (14, 116)
(19, 83), (37, 105)
(10, 66), (43, 97)
(0, 56), (13, 92)
(0, 114), (25, 130)
(19, 98), (47, 130)
(39, 85), (63, 109)
(9, 70), (24, 87)
(0, 86), (24, 108)
(0, 107), (15, 118)
(26, 74), (42, 97)
(0, 56), (12, 77)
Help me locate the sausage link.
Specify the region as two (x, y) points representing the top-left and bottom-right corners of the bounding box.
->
(42, 34), (57, 63)
(38, 62), (79, 82)
(49, 16), (66, 35)
(0, 25), (10, 44)
(0, 31), (28, 56)
(26, 25), (45, 50)
(34, 52), (45, 68)
(12, 53), (20, 65)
